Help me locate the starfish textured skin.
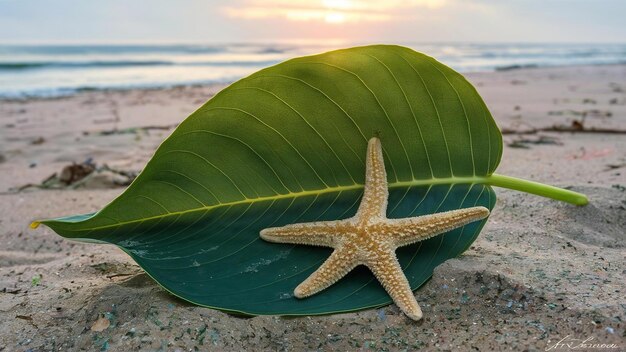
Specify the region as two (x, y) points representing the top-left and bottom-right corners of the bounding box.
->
(260, 137), (490, 321)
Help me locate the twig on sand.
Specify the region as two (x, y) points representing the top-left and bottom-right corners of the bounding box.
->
(7, 160), (138, 193)
(84, 124), (178, 136)
(506, 135), (563, 149)
(502, 120), (626, 135)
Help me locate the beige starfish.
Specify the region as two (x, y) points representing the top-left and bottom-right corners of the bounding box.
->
(260, 137), (490, 321)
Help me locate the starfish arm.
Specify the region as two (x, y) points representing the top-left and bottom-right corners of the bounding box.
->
(382, 206), (490, 247)
(260, 221), (347, 248)
(367, 252), (423, 321)
(294, 247), (358, 298)
(356, 137), (389, 220)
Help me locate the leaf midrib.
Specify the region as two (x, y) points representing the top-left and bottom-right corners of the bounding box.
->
(44, 176), (491, 232)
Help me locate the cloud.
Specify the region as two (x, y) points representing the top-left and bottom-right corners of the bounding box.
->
(222, 0), (448, 24)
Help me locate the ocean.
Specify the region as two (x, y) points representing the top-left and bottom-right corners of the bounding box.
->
(0, 43), (624, 98)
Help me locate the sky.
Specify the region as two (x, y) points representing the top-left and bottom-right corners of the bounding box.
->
(0, 0), (624, 44)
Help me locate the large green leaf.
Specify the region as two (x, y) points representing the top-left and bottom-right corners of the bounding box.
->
(33, 45), (587, 316)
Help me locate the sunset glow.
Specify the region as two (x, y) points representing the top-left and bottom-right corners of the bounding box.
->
(324, 12), (346, 24)
(323, 0), (353, 10)
(223, 0), (446, 24)
(2, 0), (623, 43)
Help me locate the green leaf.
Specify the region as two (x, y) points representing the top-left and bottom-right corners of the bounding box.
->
(32, 45), (587, 316)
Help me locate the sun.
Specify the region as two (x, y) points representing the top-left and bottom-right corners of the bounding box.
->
(322, 0), (352, 23)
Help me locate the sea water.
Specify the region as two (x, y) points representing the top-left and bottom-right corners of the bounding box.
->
(0, 42), (624, 98)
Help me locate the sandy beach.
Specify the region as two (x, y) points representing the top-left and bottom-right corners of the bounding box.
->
(1, 64), (624, 351)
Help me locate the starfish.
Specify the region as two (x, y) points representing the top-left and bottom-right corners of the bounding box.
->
(260, 137), (490, 321)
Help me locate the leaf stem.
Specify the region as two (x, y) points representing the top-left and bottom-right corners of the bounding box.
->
(486, 173), (588, 206)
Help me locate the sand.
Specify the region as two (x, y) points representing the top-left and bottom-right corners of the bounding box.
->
(0, 65), (624, 351)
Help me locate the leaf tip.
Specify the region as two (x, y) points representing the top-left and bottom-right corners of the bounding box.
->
(30, 221), (41, 229)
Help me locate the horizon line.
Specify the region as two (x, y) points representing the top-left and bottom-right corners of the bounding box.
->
(1, 40), (625, 46)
